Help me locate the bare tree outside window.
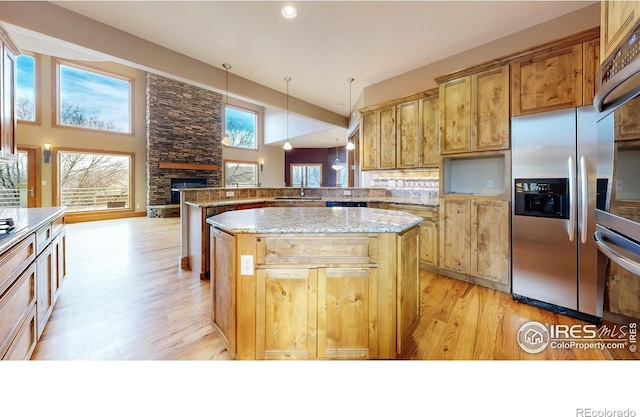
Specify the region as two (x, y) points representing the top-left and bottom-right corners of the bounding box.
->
(225, 106), (257, 149)
(58, 151), (132, 211)
(224, 161), (258, 187)
(291, 164), (322, 187)
(0, 153), (27, 207)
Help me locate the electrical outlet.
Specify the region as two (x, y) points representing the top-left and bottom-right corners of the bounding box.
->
(136, 204), (140, 209)
(226, 191), (235, 197)
(343, 190), (352, 196)
(486, 180), (494, 189)
(240, 255), (254, 275)
(616, 180), (623, 192)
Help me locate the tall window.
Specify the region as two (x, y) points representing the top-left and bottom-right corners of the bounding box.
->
(224, 105), (257, 149)
(291, 164), (322, 187)
(224, 160), (258, 187)
(55, 60), (133, 134)
(57, 150), (132, 212)
(16, 53), (36, 122)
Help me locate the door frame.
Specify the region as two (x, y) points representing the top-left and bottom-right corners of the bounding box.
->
(18, 145), (41, 207)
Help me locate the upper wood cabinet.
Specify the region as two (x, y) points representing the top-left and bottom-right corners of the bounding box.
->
(378, 106), (396, 169)
(601, 0), (640, 63)
(420, 92), (440, 167)
(0, 27), (18, 161)
(360, 90), (439, 170)
(396, 100), (419, 168)
(439, 77), (471, 154)
(583, 38), (600, 106)
(511, 44), (584, 116)
(439, 65), (510, 154)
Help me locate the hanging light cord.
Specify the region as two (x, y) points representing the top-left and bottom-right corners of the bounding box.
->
(285, 77), (291, 141)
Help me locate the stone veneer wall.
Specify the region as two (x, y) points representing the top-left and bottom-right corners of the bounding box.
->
(146, 73), (223, 216)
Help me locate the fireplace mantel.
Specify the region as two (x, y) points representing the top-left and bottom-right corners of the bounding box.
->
(159, 162), (219, 171)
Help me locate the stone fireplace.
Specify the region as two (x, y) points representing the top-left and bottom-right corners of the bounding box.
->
(146, 73), (223, 217)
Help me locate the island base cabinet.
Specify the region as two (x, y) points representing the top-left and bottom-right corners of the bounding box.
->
(213, 229), (420, 359)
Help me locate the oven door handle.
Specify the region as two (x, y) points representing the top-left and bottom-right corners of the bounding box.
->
(568, 156), (576, 242)
(594, 230), (640, 276)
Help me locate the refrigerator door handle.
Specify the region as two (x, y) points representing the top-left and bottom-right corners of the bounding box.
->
(568, 156), (576, 242)
(579, 156), (588, 244)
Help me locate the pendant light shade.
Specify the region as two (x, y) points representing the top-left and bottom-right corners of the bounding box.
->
(283, 77), (292, 150)
(346, 77), (355, 151)
(221, 63), (233, 146)
(331, 138), (343, 171)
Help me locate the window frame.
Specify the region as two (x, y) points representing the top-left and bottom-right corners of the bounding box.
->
(53, 147), (135, 219)
(223, 159), (259, 187)
(290, 163), (323, 187)
(223, 104), (259, 150)
(53, 58), (135, 136)
(16, 51), (40, 125)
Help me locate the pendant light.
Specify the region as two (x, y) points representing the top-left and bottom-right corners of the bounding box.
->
(331, 138), (343, 171)
(221, 63), (233, 146)
(283, 77), (293, 150)
(346, 77), (356, 151)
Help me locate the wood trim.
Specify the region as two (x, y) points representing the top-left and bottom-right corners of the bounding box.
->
(159, 162), (219, 171)
(0, 24), (21, 55)
(359, 88), (438, 114)
(64, 210), (146, 224)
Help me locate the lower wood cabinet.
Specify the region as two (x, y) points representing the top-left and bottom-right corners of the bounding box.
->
(439, 197), (510, 289)
(1, 210), (66, 360)
(211, 227), (420, 359)
(385, 203), (438, 269)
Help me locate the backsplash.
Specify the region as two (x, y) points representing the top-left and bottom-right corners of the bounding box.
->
(364, 169), (439, 200)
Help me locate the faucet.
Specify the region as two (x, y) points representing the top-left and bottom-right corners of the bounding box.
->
(300, 167), (306, 197)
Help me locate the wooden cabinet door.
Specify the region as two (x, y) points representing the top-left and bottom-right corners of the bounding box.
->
(439, 199), (471, 274)
(317, 267), (376, 359)
(361, 111), (377, 170)
(1, 42), (17, 160)
(396, 100), (419, 168)
(210, 227), (236, 356)
(583, 38), (600, 106)
(52, 230), (66, 303)
(420, 92), (439, 166)
(470, 199), (510, 285)
(439, 77), (471, 154)
(421, 219), (438, 268)
(614, 95), (640, 141)
(601, 1), (640, 63)
(511, 44), (583, 116)
(36, 244), (55, 339)
(396, 226), (420, 355)
(378, 106), (397, 169)
(256, 268), (317, 359)
(471, 65), (510, 151)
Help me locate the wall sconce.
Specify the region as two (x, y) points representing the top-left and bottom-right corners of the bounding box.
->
(43, 143), (51, 163)
(260, 160), (264, 172)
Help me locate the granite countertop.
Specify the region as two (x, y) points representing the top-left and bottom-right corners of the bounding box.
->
(0, 207), (66, 254)
(206, 206), (423, 234)
(186, 196), (439, 209)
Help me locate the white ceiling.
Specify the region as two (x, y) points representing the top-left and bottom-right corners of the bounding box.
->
(3, 1), (598, 147)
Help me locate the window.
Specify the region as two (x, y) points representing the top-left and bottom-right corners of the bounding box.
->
(56, 150), (132, 212)
(224, 160), (259, 187)
(291, 164), (322, 187)
(55, 59), (133, 134)
(224, 105), (257, 149)
(16, 53), (37, 122)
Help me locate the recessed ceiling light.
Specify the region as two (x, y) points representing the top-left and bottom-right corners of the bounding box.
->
(281, 5), (297, 19)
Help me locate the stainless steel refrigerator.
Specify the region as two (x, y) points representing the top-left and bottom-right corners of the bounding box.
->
(511, 105), (603, 323)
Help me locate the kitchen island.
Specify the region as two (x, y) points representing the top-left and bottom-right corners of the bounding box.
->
(206, 206), (422, 359)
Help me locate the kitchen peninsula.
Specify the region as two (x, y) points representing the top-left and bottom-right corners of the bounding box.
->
(206, 206), (422, 359)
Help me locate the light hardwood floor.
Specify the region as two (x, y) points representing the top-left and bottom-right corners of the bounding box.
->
(31, 217), (639, 360)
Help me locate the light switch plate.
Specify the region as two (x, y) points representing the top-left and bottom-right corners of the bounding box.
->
(240, 255), (254, 275)
(343, 190), (352, 196)
(226, 191), (235, 197)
